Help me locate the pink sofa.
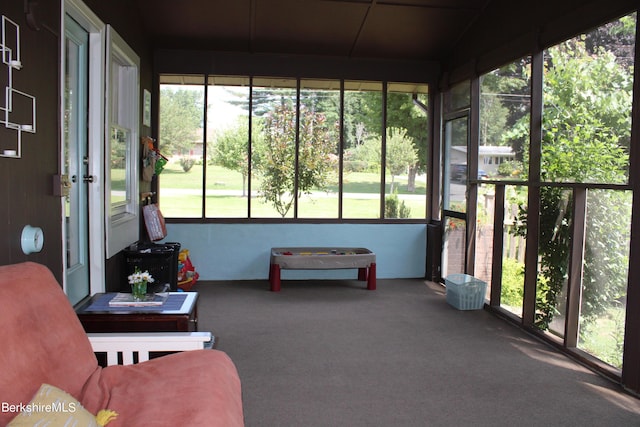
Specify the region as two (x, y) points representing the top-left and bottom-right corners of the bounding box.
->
(0, 262), (244, 426)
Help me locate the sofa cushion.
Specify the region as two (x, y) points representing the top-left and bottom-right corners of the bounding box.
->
(7, 383), (100, 427)
(0, 262), (100, 426)
(80, 349), (244, 427)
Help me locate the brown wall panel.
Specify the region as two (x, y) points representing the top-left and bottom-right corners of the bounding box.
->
(0, 0), (62, 281)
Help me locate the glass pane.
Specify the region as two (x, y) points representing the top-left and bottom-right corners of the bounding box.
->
(578, 189), (631, 369)
(385, 85), (428, 219)
(536, 188), (572, 337)
(444, 81), (470, 112)
(109, 125), (128, 212)
(541, 14), (635, 184)
(479, 58), (530, 181)
(297, 79), (340, 218)
(206, 76), (250, 218)
(64, 31), (82, 268)
(443, 116), (468, 213)
(251, 78), (297, 218)
(442, 216), (466, 278)
(501, 185), (527, 317)
(474, 185), (493, 294)
(342, 81), (383, 219)
(159, 76), (205, 217)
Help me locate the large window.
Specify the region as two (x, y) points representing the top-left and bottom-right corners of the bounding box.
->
(534, 15), (635, 367)
(159, 76), (429, 220)
(472, 12), (636, 371)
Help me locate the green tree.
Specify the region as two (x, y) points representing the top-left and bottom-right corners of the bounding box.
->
(212, 121), (249, 196)
(354, 91), (427, 191)
(257, 104), (335, 217)
(159, 87), (203, 156)
(385, 127), (418, 193)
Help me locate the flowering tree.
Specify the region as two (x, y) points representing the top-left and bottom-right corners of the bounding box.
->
(258, 103), (335, 217)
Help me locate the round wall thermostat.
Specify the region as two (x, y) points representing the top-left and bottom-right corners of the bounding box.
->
(21, 225), (44, 255)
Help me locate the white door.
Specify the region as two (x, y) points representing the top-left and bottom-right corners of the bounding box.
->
(64, 15), (90, 305)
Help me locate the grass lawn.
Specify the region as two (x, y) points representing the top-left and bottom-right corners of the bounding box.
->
(158, 161), (427, 218)
(579, 306), (625, 368)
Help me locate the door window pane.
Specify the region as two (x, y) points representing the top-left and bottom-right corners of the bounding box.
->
(444, 81), (470, 112)
(480, 59), (530, 181)
(443, 216), (466, 277)
(443, 116), (468, 213)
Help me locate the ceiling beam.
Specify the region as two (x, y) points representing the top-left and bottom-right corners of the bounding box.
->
(349, 0), (376, 57)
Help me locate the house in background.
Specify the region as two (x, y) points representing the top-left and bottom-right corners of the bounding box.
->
(1, 0), (639, 396)
(450, 146), (516, 177)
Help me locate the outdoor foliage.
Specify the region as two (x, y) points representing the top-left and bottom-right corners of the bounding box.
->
(179, 157), (196, 172)
(385, 192), (411, 219)
(500, 257), (525, 308)
(385, 128), (418, 193)
(347, 127), (418, 193)
(211, 120), (250, 195)
(257, 103), (335, 217)
(159, 87), (203, 156)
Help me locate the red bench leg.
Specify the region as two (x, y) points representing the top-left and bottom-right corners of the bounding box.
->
(270, 264), (281, 292)
(367, 263), (376, 290)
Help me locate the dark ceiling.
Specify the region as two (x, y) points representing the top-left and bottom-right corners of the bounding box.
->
(134, 0), (491, 62)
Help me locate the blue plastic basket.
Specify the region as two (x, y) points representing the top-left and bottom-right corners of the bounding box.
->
(445, 274), (487, 310)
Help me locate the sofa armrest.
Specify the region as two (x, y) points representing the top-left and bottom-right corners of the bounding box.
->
(87, 332), (214, 366)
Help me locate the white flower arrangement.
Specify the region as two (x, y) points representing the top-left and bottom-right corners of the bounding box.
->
(128, 267), (155, 285)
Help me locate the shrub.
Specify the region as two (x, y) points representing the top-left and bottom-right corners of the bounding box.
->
(180, 157), (196, 172)
(385, 193), (411, 218)
(501, 257), (525, 308)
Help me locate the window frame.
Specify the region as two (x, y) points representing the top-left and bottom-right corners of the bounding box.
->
(158, 75), (430, 222)
(104, 25), (140, 258)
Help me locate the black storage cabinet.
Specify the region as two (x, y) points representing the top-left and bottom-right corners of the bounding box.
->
(124, 241), (181, 291)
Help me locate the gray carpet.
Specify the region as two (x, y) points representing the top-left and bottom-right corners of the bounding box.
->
(192, 278), (640, 427)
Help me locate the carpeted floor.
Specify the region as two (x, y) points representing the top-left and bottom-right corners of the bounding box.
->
(192, 278), (640, 427)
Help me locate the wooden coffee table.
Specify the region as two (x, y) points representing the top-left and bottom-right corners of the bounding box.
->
(75, 292), (199, 333)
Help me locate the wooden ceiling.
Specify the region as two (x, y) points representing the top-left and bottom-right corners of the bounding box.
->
(134, 0), (490, 61)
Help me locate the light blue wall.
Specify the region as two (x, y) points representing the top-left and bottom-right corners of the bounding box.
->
(164, 223), (426, 281)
